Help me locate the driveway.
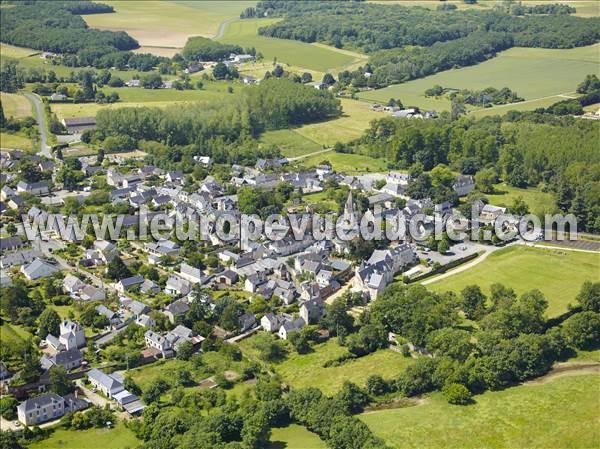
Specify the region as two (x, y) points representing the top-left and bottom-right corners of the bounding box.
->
(23, 92), (52, 158)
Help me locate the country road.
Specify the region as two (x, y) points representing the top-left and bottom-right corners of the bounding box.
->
(214, 18), (234, 40)
(288, 148), (332, 162)
(23, 91), (52, 158)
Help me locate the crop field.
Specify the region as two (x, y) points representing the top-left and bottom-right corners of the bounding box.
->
(1, 92), (31, 118)
(358, 44), (600, 114)
(218, 19), (362, 73)
(259, 129), (323, 158)
(361, 373), (600, 449)
(267, 425), (327, 449)
(241, 338), (414, 395)
(84, 1), (255, 51)
(295, 99), (385, 146)
(425, 245), (600, 317)
(483, 182), (557, 216)
(298, 151), (388, 174)
(28, 421), (140, 449)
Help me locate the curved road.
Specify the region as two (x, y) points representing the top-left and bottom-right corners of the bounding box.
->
(23, 91), (52, 157)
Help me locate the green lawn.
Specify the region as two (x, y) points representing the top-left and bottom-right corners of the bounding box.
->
(483, 182), (557, 216)
(218, 19), (360, 73)
(425, 245), (600, 317)
(267, 424), (327, 449)
(361, 373), (600, 449)
(358, 44), (600, 115)
(297, 151), (388, 174)
(0, 322), (32, 346)
(1, 92), (32, 118)
(28, 421), (140, 449)
(84, 1), (255, 50)
(0, 132), (34, 151)
(0, 42), (38, 59)
(260, 129), (323, 158)
(242, 338), (414, 395)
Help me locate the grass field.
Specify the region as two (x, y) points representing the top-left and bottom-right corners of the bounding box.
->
(483, 182), (557, 216)
(1, 92), (32, 118)
(260, 129), (323, 158)
(426, 245), (600, 317)
(218, 19), (362, 73)
(0, 42), (38, 59)
(297, 151), (388, 174)
(358, 44), (600, 115)
(267, 425), (327, 449)
(295, 99), (385, 146)
(0, 132), (34, 151)
(0, 322), (32, 346)
(84, 1), (255, 50)
(361, 373), (600, 449)
(241, 338), (414, 395)
(29, 421), (139, 449)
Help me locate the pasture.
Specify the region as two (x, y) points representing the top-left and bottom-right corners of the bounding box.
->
(1, 92), (31, 118)
(0, 132), (33, 151)
(218, 19), (361, 73)
(361, 373), (600, 449)
(259, 129), (323, 158)
(483, 182), (557, 216)
(425, 245), (600, 317)
(358, 44), (600, 115)
(0, 42), (38, 59)
(84, 1), (255, 50)
(267, 425), (327, 449)
(28, 421), (139, 449)
(297, 151), (388, 174)
(241, 337), (414, 395)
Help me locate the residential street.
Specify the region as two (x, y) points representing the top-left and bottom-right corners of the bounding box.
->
(23, 91), (52, 158)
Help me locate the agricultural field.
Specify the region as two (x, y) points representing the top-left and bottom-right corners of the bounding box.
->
(1, 92), (32, 118)
(361, 373), (600, 449)
(483, 182), (557, 216)
(358, 44), (600, 115)
(0, 321), (32, 347)
(241, 337), (414, 395)
(0, 132), (34, 151)
(259, 129), (323, 158)
(0, 42), (38, 59)
(295, 99), (385, 146)
(425, 245), (600, 317)
(28, 421), (140, 449)
(267, 424), (327, 449)
(84, 1), (255, 52)
(297, 151), (388, 174)
(218, 19), (363, 73)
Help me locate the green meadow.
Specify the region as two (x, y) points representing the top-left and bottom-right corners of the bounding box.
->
(483, 182), (557, 216)
(358, 44), (600, 115)
(361, 373), (600, 449)
(297, 151), (389, 174)
(218, 19), (361, 73)
(267, 424), (327, 449)
(425, 245), (600, 317)
(28, 421), (139, 449)
(260, 129), (323, 158)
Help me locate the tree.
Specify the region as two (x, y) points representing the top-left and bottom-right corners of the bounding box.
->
(442, 383), (472, 405)
(212, 62), (229, 80)
(272, 65), (284, 77)
(106, 256), (131, 280)
(461, 285), (487, 320)
(322, 73), (336, 85)
(474, 168), (498, 193)
(301, 72), (312, 83)
(49, 366), (74, 396)
(451, 97), (466, 119)
(561, 311), (600, 350)
(141, 73), (163, 89)
(438, 239), (449, 254)
(38, 308), (61, 338)
(176, 341), (195, 360)
(253, 333), (286, 362)
(511, 196), (529, 216)
(576, 281), (600, 312)
(366, 375), (389, 396)
(335, 381), (369, 414)
(427, 328), (474, 362)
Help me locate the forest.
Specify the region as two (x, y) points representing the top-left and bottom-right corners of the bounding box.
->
(182, 37), (243, 62)
(249, 1), (600, 87)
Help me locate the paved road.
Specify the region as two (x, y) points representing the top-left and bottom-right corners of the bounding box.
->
(23, 92), (52, 158)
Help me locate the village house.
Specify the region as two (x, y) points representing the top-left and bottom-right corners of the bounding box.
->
(116, 275), (145, 293)
(46, 320), (86, 351)
(452, 175), (476, 197)
(16, 181), (49, 196)
(300, 298), (325, 324)
(20, 258), (59, 280)
(278, 317), (306, 340)
(40, 348), (83, 371)
(17, 393), (87, 426)
(165, 275), (192, 296)
(163, 299), (190, 324)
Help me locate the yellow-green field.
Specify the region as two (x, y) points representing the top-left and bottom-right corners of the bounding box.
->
(295, 99), (385, 146)
(425, 245), (600, 317)
(0, 132), (34, 151)
(361, 373), (600, 449)
(0, 42), (38, 59)
(358, 44), (600, 115)
(267, 425), (327, 449)
(1, 92), (32, 118)
(297, 151), (389, 174)
(483, 182), (557, 216)
(218, 19), (363, 73)
(84, 1), (256, 50)
(260, 129), (323, 158)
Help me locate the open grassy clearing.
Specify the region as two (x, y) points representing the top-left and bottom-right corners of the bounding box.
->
(0, 42), (38, 59)
(218, 19), (361, 73)
(84, 1), (255, 50)
(358, 44), (600, 114)
(295, 99), (385, 146)
(241, 337), (414, 395)
(260, 129), (323, 158)
(297, 151), (388, 174)
(361, 373), (600, 449)
(482, 182), (557, 216)
(425, 245), (600, 317)
(267, 424), (327, 449)
(0, 132), (34, 151)
(0, 321), (32, 346)
(1, 92), (31, 118)
(28, 421), (140, 449)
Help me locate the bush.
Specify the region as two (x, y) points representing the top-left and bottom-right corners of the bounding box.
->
(442, 383), (472, 405)
(0, 396), (18, 420)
